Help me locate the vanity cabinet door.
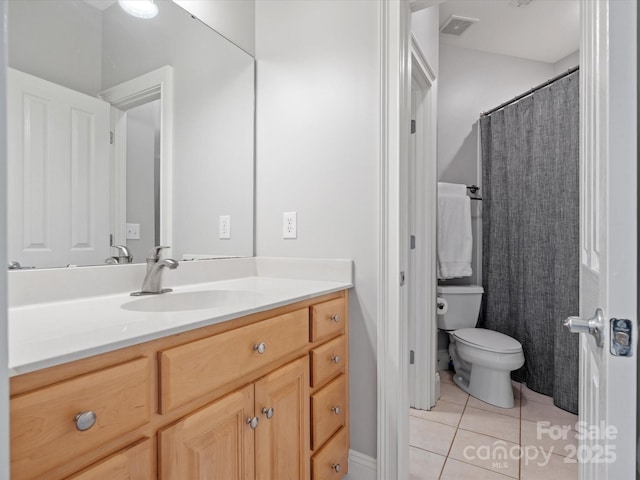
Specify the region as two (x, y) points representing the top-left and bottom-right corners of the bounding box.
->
(158, 385), (255, 480)
(255, 356), (310, 480)
(66, 438), (152, 480)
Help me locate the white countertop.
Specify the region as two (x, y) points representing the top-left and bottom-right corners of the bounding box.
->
(9, 258), (353, 376)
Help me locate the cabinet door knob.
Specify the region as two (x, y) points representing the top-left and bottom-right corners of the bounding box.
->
(330, 314), (340, 322)
(74, 411), (97, 431)
(332, 463), (341, 473)
(331, 405), (341, 415)
(253, 342), (267, 354)
(331, 355), (341, 364)
(262, 407), (275, 419)
(246, 416), (259, 429)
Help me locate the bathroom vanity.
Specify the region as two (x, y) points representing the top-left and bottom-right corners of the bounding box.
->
(8, 259), (352, 480)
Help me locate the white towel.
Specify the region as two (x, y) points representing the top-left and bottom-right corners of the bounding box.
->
(437, 183), (472, 279)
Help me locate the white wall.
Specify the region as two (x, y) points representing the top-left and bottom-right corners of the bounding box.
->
(412, 5), (440, 76)
(553, 50), (580, 75)
(438, 43), (557, 183)
(126, 101), (160, 263)
(8, 0), (102, 96)
(101, 1), (255, 259)
(173, 0), (255, 55)
(255, 0), (380, 459)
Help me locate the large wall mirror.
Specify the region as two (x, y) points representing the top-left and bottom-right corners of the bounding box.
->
(7, 0), (255, 268)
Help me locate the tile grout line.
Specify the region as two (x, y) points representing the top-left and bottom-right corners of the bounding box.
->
(438, 393), (470, 479)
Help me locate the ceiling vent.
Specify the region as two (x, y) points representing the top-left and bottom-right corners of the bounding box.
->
(440, 15), (479, 36)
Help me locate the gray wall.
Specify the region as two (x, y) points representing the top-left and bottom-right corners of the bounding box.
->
(8, 0), (102, 96)
(255, 0), (380, 458)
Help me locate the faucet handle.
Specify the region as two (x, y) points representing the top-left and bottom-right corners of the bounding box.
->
(148, 246), (170, 261)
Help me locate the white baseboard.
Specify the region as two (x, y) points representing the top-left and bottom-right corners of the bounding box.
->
(346, 449), (377, 479)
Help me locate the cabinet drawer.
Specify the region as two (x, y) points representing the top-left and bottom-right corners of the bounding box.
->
(67, 438), (152, 480)
(311, 427), (348, 480)
(310, 335), (346, 387)
(311, 375), (346, 450)
(160, 308), (309, 412)
(11, 358), (150, 480)
(310, 299), (346, 342)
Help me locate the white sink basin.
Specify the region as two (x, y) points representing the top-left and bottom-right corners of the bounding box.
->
(121, 290), (265, 312)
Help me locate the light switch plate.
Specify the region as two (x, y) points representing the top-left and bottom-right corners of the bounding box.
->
(283, 212), (297, 239)
(219, 215), (231, 239)
(126, 223), (140, 240)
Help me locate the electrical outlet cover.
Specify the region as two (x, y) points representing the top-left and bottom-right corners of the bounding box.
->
(126, 223), (140, 240)
(283, 212), (297, 239)
(219, 215), (231, 239)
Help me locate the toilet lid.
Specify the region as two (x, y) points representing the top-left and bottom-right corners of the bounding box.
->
(453, 328), (523, 353)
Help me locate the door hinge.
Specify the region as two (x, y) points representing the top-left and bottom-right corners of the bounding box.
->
(109, 234), (113, 246)
(410, 235), (416, 250)
(410, 350), (415, 365)
(400, 271), (406, 286)
(110, 131), (114, 144)
(410, 120), (416, 134)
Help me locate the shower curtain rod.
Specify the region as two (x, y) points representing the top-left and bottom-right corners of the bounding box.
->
(481, 66), (579, 117)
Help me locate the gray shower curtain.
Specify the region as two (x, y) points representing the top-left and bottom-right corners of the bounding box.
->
(479, 71), (579, 413)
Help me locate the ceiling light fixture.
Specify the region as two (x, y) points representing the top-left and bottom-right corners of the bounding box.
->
(118, 0), (158, 19)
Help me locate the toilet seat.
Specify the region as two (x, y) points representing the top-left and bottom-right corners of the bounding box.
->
(453, 328), (522, 354)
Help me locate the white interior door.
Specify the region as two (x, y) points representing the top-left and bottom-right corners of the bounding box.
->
(567, 1), (637, 478)
(8, 68), (111, 268)
(408, 43), (437, 411)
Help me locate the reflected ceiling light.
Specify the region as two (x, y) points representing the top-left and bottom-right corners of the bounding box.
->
(118, 0), (158, 19)
(509, 0), (535, 6)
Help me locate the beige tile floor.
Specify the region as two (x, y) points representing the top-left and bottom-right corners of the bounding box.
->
(410, 370), (579, 480)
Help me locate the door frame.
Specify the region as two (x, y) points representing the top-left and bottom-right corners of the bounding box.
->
(0, 1), (9, 476)
(407, 35), (438, 411)
(378, 0), (411, 479)
(99, 66), (174, 256)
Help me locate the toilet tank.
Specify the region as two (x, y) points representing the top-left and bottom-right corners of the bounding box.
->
(436, 285), (484, 330)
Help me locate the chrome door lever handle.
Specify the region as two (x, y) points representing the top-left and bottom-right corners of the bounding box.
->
(564, 308), (604, 347)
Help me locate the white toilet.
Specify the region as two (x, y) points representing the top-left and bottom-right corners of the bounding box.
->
(437, 285), (524, 408)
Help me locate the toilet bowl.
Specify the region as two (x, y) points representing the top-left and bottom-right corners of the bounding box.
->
(437, 285), (524, 408)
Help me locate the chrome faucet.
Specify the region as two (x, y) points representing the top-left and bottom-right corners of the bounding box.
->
(106, 245), (133, 265)
(131, 246), (179, 296)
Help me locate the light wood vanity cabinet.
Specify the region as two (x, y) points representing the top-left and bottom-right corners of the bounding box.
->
(9, 290), (349, 480)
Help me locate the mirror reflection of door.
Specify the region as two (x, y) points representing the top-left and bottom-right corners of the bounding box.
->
(7, 68), (111, 268)
(124, 100), (161, 263)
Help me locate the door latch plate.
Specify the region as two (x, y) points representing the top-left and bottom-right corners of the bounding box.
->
(610, 318), (633, 357)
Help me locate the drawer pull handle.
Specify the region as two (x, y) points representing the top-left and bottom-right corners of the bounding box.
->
(253, 342), (267, 354)
(330, 314), (340, 323)
(331, 405), (341, 415)
(331, 355), (341, 364)
(332, 463), (341, 473)
(74, 411), (97, 432)
(262, 407), (275, 419)
(246, 416), (259, 429)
